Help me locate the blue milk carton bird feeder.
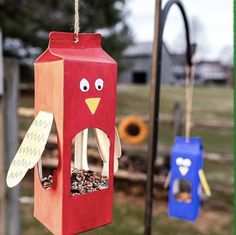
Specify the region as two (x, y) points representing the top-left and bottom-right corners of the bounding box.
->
(168, 137), (210, 221)
(167, 60), (211, 222)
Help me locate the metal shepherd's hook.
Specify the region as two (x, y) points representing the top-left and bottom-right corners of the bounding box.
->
(145, 0), (193, 234)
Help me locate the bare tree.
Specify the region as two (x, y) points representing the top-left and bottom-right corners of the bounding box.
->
(190, 16), (208, 55)
(171, 16), (208, 56)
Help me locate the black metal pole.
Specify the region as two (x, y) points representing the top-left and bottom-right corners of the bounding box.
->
(144, 1), (162, 234)
(144, 1), (192, 234)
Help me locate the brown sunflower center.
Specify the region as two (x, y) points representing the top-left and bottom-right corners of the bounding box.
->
(126, 123), (140, 136)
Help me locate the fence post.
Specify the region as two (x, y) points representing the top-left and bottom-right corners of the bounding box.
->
(0, 30), (3, 96)
(4, 58), (20, 235)
(0, 28), (6, 235)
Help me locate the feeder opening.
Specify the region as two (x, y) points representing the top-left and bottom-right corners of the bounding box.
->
(173, 179), (192, 203)
(70, 128), (110, 196)
(38, 121), (59, 190)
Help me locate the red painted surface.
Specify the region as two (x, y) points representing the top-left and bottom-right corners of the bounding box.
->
(34, 32), (117, 235)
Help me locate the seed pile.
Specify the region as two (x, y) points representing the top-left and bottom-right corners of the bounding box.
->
(71, 168), (109, 195)
(175, 192), (191, 203)
(42, 175), (53, 189)
(42, 168), (109, 195)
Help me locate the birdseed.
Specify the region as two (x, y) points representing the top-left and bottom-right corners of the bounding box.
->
(42, 168), (109, 195)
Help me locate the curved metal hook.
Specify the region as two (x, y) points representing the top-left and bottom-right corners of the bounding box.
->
(160, 0), (192, 66)
(145, 1), (193, 234)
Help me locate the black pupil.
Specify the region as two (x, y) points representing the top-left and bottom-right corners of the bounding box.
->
(98, 85), (101, 89)
(83, 86), (87, 91)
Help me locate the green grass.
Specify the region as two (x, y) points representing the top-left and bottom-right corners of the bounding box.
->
(117, 85), (233, 122)
(19, 85), (234, 188)
(19, 85), (233, 235)
(204, 161), (234, 189)
(85, 206), (203, 235)
(19, 85), (234, 187)
(19, 85), (233, 155)
(20, 193), (233, 235)
(19, 85), (233, 122)
(118, 85), (233, 155)
(157, 125), (233, 154)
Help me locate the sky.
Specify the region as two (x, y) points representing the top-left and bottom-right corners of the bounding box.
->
(126, 0), (233, 61)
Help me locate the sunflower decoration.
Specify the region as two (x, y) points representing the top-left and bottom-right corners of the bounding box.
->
(118, 116), (148, 145)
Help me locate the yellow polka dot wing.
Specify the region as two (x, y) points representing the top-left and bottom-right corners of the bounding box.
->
(6, 111), (53, 188)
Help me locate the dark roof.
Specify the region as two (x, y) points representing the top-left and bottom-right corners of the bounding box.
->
(123, 42), (170, 58)
(196, 60), (222, 66)
(123, 42), (152, 57)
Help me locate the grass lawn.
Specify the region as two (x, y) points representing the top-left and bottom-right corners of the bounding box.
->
(20, 85), (234, 122)
(117, 85), (233, 154)
(20, 183), (233, 235)
(117, 85), (233, 122)
(19, 85), (233, 235)
(21, 203), (232, 235)
(19, 85), (234, 190)
(117, 85), (234, 210)
(19, 85), (233, 154)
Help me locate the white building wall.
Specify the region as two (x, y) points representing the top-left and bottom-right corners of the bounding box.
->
(119, 45), (173, 84)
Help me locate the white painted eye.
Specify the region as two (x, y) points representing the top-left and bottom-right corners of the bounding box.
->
(184, 159), (192, 167)
(80, 78), (90, 92)
(176, 157), (183, 166)
(95, 78), (104, 91)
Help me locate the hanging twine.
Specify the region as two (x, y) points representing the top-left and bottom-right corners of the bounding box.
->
(74, 0), (80, 42)
(185, 65), (195, 139)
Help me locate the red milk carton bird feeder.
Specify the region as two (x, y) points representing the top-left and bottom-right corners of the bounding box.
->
(6, 32), (121, 235)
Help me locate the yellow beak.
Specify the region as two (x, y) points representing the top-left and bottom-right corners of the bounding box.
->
(85, 98), (101, 115)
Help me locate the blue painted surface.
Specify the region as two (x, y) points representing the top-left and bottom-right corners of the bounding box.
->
(168, 136), (203, 222)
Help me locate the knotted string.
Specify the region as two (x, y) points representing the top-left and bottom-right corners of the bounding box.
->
(74, 0), (80, 42)
(185, 65), (195, 139)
